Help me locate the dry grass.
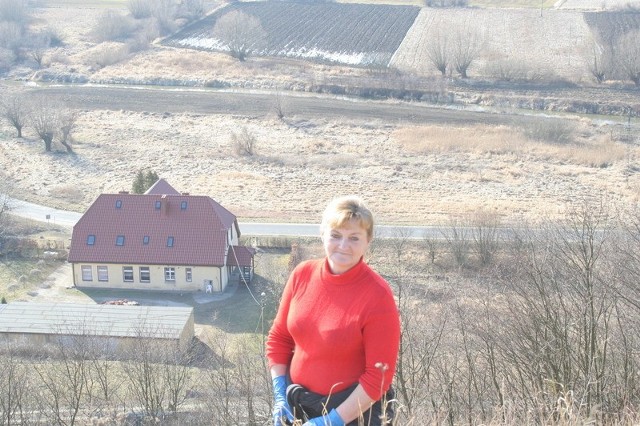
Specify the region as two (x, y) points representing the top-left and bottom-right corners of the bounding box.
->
(393, 123), (631, 168)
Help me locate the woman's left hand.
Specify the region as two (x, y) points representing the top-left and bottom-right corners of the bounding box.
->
(302, 408), (345, 426)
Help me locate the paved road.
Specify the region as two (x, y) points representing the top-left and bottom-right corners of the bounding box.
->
(22, 84), (522, 126)
(8, 196), (439, 239)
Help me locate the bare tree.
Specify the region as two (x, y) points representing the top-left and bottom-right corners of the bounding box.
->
(616, 30), (640, 86)
(587, 40), (610, 84)
(213, 10), (267, 62)
(0, 350), (31, 425)
(178, 0), (205, 23)
(1, 94), (29, 138)
(30, 96), (58, 152)
(471, 209), (501, 266)
(426, 25), (449, 76)
(33, 333), (96, 426)
(59, 109), (78, 153)
(30, 96), (77, 153)
(451, 23), (483, 79)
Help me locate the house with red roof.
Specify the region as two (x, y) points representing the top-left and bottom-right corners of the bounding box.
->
(67, 179), (255, 293)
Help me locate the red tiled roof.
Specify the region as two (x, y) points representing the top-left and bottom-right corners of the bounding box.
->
(227, 245), (256, 267)
(68, 192), (242, 267)
(145, 178), (181, 195)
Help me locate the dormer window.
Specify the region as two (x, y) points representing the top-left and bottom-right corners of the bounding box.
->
(115, 200), (122, 209)
(116, 235), (125, 246)
(180, 201), (188, 210)
(167, 236), (174, 247)
(155, 200), (161, 210)
(87, 235), (96, 245)
(143, 236), (150, 245)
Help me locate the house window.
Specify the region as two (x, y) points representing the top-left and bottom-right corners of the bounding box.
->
(87, 235), (96, 245)
(123, 266), (134, 282)
(164, 267), (175, 282)
(140, 267), (150, 283)
(155, 200), (161, 210)
(116, 235), (125, 246)
(167, 236), (174, 247)
(116, 200), (122, 209)
(97, 266), (109, 282)
(143, 236), (150, 245)
(180, 201), (188, 210)
(186, 267), (192, 282)
(81, 265), (93, 281)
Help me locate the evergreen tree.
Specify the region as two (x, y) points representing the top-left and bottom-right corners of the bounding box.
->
(132, 170), (146, 194)
(145, 170), (159, 189)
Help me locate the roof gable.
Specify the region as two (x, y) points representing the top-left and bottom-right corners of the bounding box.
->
(145, 178), (181, 195)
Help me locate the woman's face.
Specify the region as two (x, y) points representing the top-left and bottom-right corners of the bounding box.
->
(322, 218), (371, 275)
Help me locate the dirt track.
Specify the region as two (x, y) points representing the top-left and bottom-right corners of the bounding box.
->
(23, 84), (526, 126)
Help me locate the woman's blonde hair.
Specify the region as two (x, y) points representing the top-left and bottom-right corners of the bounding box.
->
(320, 195), (374, 241)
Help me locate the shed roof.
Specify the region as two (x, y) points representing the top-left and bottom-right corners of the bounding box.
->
(0, 302), (193, 340)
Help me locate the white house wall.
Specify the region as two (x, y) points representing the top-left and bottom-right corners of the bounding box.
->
(73, 263), (226, 292)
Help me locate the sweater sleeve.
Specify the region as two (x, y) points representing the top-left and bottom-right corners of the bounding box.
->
(265, 267), (297, 368)
(358, 290), (401, 400)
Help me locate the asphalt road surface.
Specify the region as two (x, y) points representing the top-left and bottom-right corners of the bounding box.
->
(8, 196), (440, 238)
(24, 84), (522, 126)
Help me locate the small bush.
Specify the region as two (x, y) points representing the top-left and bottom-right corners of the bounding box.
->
(92, 10), (136, 42)
(0, 46), (15, 71)
(127, 0), (153, 19)
(231, 128), (256, 156)
(522, 118), (575, 145)
(86, 42), (130, 68)
(0, 0), (29, 24)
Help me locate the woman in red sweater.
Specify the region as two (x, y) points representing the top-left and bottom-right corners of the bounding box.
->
(266, 196), (401, 426)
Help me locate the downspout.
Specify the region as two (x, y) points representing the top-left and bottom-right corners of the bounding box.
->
(71, 263), (76, 286)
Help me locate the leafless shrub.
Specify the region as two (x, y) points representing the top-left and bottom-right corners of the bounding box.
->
(0, 0), (29, 25)
(521, 117), (575, 145)
(0, 46), (14, 70)
(178, 0), (206, 22)
(440, 217), (471, 267)
(127, 0), (153, 19)
(0, 21), (23, 54)
(272, 90), (287, 120)
(471, 209), (500, 266)
(213, 11), (267, 61)
(231, 127), (257, 156)
(485, 59), (534, 82)
(88, 42), (130, 68)
(92, 9), (137, 43)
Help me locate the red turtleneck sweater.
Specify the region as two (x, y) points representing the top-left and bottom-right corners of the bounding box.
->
(266, 258), (400, 400)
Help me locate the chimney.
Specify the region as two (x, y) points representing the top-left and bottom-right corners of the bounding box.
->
(161, 194), (168, 217)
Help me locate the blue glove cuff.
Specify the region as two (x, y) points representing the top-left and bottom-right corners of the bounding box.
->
(272, 375), (288, 396)
(327, 409), (345, 426)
